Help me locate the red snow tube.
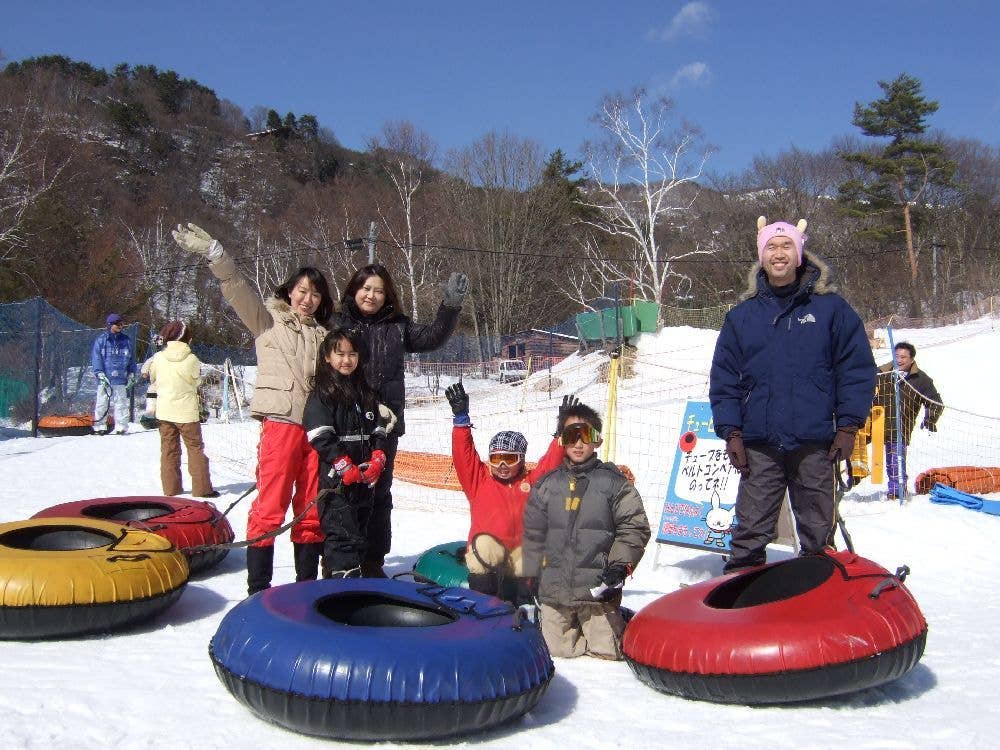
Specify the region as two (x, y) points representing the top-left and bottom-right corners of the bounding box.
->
(623, 551), (927, 704)
(32, 496), (234, 574)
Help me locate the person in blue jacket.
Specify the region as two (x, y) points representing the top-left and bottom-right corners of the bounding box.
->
(91, 313), (137, 434)
(709, 217), (875, 572)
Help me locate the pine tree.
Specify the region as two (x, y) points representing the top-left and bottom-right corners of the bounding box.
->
(838, 73), (955, 281)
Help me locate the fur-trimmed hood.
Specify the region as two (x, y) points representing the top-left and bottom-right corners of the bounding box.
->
(739, 249), (839, 301)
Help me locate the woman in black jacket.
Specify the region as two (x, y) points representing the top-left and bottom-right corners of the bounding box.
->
(333, 264), (467, 576)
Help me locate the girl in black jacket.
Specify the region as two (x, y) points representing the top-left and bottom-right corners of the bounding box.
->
(333, 264), (466, 576)
(303, 327), (390, 578)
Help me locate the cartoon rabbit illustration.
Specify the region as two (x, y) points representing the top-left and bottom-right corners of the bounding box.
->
(703, 490), (735, 548)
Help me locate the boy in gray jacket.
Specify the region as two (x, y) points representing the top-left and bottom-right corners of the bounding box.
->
(521, 401), (650, 660)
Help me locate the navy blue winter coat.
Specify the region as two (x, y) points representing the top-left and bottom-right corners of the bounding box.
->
(709, 252), (875, 451)
(91, 329), (137, 385)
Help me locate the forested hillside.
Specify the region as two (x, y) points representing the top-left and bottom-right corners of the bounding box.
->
(2, 56), (998, 348)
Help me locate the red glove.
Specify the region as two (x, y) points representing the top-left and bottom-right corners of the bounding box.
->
(333, 455), (362, 486)
(361, 449), (387, 487)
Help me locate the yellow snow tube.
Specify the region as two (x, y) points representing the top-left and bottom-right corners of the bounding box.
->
(0, 517), (189, 639)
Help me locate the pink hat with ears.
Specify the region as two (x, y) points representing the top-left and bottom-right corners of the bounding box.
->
(756, 216), (807, 267)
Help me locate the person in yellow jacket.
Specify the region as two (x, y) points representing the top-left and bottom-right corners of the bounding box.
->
(148, 320), (218, 498)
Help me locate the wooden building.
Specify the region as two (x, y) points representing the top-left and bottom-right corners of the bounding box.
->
(499, 328), (580, 369)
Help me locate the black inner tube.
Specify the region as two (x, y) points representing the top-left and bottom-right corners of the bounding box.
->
(0, 525), (117, 551)
(705, 555), (836, 609)
(81, 502), (173, 522)
(315, 592), (458, 627)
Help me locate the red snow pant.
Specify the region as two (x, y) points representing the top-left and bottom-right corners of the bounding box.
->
(247, 419), (322, 546)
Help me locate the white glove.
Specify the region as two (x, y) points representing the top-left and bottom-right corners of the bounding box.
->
(171, 223), (223, 261)
(378, 404), (398, 435)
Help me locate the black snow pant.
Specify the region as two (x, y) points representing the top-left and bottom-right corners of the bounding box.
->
(361, 435), (397, 566)
(318, 485), (372, 575)
(725, 444), (835, 572)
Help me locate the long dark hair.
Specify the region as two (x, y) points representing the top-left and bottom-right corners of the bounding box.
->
(312, 327), (377, 409)
(341, 264), (402, 318)
(274, 266), (334, 324)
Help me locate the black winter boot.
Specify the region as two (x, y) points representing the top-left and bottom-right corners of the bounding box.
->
(246, 545), (274, 596)
(467, 572), (500, 596)
(360, 559), (388, 578)
(293, 542), (323, 582)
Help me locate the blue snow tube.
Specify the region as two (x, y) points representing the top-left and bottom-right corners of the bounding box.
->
(209, 577), (554, 741)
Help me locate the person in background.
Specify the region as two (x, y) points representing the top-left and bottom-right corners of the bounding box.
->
(521, 401), (650, 660)
(172, 222), (331, 595)
(303, 327), (394, 578)
(710, 217), (875, 572)
(332, 263), (466, 577)
(91, 312), (137, 435)
(874, 341), (944, 499)
(444, 381), (567, 602)
(139, 332), (165, 429)
(148, 320), (218, 498)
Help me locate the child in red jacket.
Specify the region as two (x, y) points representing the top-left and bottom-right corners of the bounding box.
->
(445, 382), (573, 602)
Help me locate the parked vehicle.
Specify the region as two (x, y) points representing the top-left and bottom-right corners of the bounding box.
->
(498, 359), (528, 383)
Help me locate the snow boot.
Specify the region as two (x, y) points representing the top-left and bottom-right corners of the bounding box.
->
(246, 545), (274, 596)
(467, 572), (500, 596)
(293, 542), (323, 582)
(360, 559), (388, 578)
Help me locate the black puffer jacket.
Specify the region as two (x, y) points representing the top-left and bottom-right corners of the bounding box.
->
(302, 388), (389, 490)
(332, 299), (459, 436)
(874, 363), (943, 444)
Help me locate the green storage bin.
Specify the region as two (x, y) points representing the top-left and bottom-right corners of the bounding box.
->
(576, 311), (605, 341)
(601, 306), (637, 338)
(632, 300), (660, 333)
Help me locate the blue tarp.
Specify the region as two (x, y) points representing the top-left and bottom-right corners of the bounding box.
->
(929, 483), (1000, 516)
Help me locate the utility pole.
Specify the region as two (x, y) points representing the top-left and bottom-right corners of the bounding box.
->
(367, 221), (377, 265)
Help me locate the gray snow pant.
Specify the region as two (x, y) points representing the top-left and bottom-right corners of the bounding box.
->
(94, 382), (129, 432)
(725, 444), (835, 571)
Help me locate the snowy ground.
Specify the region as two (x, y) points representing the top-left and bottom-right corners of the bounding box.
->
(1, 319), (999, 749)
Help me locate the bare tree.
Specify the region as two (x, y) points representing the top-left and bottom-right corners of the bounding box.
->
(0, 107), (67, 265)
(579, 88), (714, 305)
(368, 121), (441, 321)
(443, 132), (573, 349)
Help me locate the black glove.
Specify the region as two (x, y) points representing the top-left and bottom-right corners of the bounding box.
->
(601, 562), (628, 588)
(921, 419), (937, 433)
(444, 382), (469, 417)
(516, 577), (538, 601)
(725, 429), (749, 475)
(591, 562), (629, 601)
(555, 394), (580, 435)
(827, 425), (859, 462)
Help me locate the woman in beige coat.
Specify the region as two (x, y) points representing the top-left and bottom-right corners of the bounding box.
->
(172, 223), (333, 595)
(148, 320), (217, 498)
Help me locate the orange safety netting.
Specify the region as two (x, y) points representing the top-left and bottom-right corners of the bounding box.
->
(394, 450), (635, 492)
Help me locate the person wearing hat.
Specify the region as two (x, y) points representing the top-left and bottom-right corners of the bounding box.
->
(147, 320), (218, 498)
(521, 400), (650, 660)
(90, 313), (137, 434)
(709, 217), (875, 572)
(444, 381), (565, 602)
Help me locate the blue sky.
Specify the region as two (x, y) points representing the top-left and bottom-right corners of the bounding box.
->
(4, 1), (998, 178)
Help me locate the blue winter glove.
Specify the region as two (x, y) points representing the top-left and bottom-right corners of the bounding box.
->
(442, 272), (468, 309)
